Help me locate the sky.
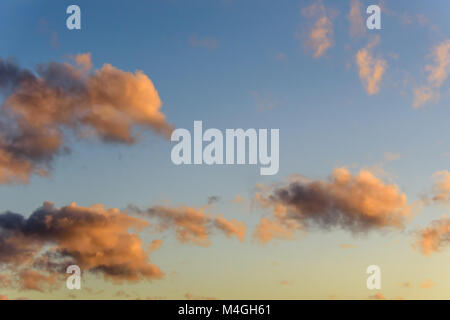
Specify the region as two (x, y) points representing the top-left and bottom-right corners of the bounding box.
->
(0, 0), (449, 300)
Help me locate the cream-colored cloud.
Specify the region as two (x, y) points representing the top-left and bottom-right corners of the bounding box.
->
(253, 167), (411, 243)
(413, 39), (450, 108)
(301, 1), (334, 58)
(356, 36), (387, 95)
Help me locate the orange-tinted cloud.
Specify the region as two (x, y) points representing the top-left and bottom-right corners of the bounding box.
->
(369, 292), (386, 300)
(132, 205), (246, 246)
(0, 54), (172, 184)
(253, 217), (297, 244)
(414, 217), (450, 255)
(356, 36), (387, 95)
(420, 280), (435, 289)
(253, 167), (411, 243)
(339, 243), (356, 249)
(213, 215), (246, 242)
(431, 170), (450, 204)
(348, 0), (365, 38)
(0, 294), (7, 300)
(413, 39), (450, 108)
(18, 269), (58, 292)
(0, 202), (163, 283)
(301, 1), (334, 58)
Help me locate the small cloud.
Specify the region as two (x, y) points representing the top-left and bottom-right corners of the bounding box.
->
(400, 281), (413, 288)
(339, 243), (356, 249)
(414, 216), (450, 255)
(280, 280), (294, 286)
(348, 0), (365, 38)
(420, 280), (435, 289)
(384, 152), (401, 162)
(413, 39), (450, 108)
(356, 36), (387, 95)
(369, 292), (386, 300)
(300, 1), (335, 59)
(207, 196), (221, 205)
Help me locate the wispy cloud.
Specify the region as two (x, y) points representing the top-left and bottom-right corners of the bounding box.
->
(347, 0), (365, 38)
(188, 35), (219, 50)
(356, 36), (387, 95)
(413, 39), (450, 108)
(301, 1), (335, 58)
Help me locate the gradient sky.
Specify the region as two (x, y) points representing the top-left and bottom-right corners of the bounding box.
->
(0, 0), (449, 300)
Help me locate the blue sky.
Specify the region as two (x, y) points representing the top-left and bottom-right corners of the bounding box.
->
(0, 0), (449, 299)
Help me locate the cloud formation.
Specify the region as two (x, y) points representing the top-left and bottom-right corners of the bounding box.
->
(413, 39), (450, 108)
(253, 167), (411, 243)
(356, 36), (387, 95)
(131, 205), (246, 246)
(301, 1), (334, 58)
(414, 217), (450, 255)
(0, 202), (163, 283)
(0, 54), (172, 184)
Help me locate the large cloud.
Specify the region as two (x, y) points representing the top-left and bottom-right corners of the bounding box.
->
(413, 39), (450, 108)
(356, 36), (387, 95)
(253, 167), (411, 243)
(414, 217), (450, 255)
(0, 54), (172, 184)
(0, 202), (163, 283)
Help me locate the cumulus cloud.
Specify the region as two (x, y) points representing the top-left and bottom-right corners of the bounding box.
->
(414, 217), (450, 255)
(0, 202), (163, 283)
(356, 36), (387, 95)
(0, 54), (172, 184)
(301, 1), (334, 58)
(413, 39), (450, 108)
(253, 167), (411, 243)
(348, 0), (365, 38)
(131, 205), (246, 246)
